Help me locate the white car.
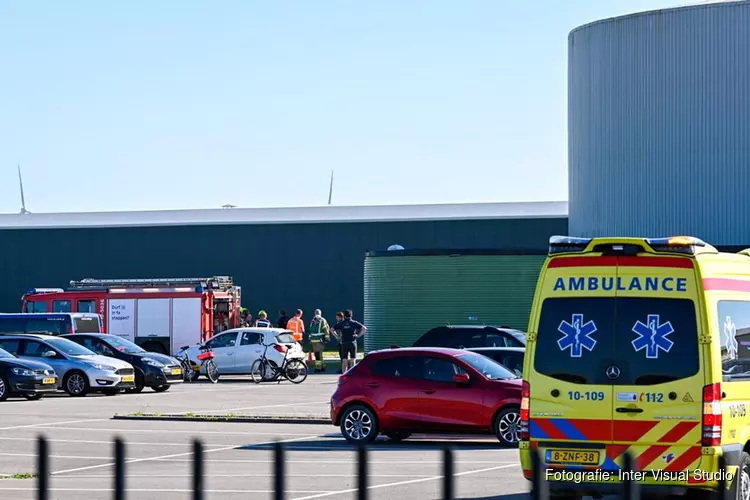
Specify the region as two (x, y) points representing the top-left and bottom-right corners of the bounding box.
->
(179, 328), (304, 378)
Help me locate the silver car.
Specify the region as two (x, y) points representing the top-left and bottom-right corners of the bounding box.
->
(0, 335), (136, 396)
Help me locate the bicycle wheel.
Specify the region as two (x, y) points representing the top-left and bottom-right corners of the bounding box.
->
(250, 359), (265, 384)
(180, 359), (194, 382)
(285, 359), (308, 384)
(205, 360), (220, 383)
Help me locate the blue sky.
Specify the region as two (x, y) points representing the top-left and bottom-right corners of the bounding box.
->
(0, 0), (682, 213)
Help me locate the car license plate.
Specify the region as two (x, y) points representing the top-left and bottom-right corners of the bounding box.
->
(122, 375), (135, 383)
(42, 377), (55, 385)
(545, 449), (600, 465)
(171, 368), (182, 375)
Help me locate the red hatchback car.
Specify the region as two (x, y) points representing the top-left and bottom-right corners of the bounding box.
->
(330, 347), (522, 445)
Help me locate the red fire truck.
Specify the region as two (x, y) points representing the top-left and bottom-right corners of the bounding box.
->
(21, 277), (242, 355)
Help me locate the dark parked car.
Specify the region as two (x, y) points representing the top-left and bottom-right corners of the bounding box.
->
(61, 334), (183, 393)
(331, 347), (522, 446)
(412, 325), (526, 349)
(467, 347), (524, 377)
(0, 346), (58, 401)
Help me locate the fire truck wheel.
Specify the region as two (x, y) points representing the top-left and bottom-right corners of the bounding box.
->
(126, 371), (145, 394)
(63, 371), (90, 397)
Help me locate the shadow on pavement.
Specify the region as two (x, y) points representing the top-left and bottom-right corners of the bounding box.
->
(240, 437), (515, 452)
(458, 494), (528, 500)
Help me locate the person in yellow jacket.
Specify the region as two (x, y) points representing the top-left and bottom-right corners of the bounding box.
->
(286, 309), (305, 343)
(308, 310), (330, 373)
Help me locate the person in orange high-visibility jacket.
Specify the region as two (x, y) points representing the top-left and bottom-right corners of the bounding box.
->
(286, 309), (305, 343)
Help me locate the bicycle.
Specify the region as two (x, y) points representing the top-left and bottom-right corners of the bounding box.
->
(176, 344), (220, 384)
(250, 343), (307, 384)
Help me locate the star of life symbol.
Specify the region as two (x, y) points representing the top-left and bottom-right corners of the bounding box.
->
(557, 314), (597, 357)
(725, 316), (738, 360)
(632, 314), (674, 359)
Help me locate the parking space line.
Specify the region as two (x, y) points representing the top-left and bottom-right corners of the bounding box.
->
(0, 437), (249, 448)
(0, 488), (329, 494)
(176, 401), (328, 415)
(289, 463), (520, 500)
(51, 434), (320, 475)
(29, 426), (320, 437)
(150, 459), (508, 464)
(48, 473), (441, 478)
(0, 419), (107, 431)
(0, 453), (109, 460)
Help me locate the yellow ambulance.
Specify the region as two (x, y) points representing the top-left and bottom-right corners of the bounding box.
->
(519, 236), (750, 499)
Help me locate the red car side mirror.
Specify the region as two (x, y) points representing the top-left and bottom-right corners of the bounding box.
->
(453, 373), (470, 384)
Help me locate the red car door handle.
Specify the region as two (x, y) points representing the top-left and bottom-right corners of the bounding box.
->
(422, 389), (436, 394)
(365, 382), (379, 388)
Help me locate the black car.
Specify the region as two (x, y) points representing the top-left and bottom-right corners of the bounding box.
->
(412, 325), (526, 349)
(61, 334), (183, 393)
(0, 346), (58, 401)
(467, 347), (525, 377)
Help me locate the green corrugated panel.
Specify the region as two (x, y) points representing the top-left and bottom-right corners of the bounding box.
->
(363, 254), (545, 352)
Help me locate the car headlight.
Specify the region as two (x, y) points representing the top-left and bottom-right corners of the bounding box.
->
(143, 358), (165, 367)
(11, 367), (35, 377)
(85, 362), (117, 371)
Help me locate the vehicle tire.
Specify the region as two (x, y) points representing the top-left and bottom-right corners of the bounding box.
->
(340, 404), (379, 444)
(23, 393), (44, 401)
(730, 451), (750, 500)
(102, 389), (120, 396)
(63, 371), (90, 397)
(250, 359), (266, 384)
(205, 360), (219, 383)
(285, 360), (308, 384)
(385, 432), (411, 442)
(494, 407), (522, 446)
(152, 385), (170, 393)
(126, 371), (145, 394)
(0, 376), (10, 402)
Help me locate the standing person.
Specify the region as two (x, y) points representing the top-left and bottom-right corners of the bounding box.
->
(277, 310), (289, 329)
(287, 309), (305, 343)
(255, 310), (271, 328)
(308, 309), (330, 373)
(331, 312), (345, 373)
(334, 309), (367, 373)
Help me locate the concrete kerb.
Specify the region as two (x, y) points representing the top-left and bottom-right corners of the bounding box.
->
(112, 414), (332, 425)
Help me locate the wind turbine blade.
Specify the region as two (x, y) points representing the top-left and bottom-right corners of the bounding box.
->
(328, 170), (334, 205)
(17, 164), (28, 213)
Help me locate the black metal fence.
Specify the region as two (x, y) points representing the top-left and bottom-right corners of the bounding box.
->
(32, 436), (730, 499)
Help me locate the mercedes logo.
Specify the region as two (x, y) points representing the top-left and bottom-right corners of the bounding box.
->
(606, 365), (621, 380)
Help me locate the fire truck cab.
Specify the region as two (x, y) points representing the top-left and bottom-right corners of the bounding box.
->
(22, 277), (241, 355)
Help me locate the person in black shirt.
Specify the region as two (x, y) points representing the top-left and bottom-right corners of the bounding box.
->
(277, 310), (289, 329)
(334, 309), (367, 372)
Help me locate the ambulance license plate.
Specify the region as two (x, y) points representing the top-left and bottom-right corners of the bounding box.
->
(122, 375), (135, 383)
(545, 449), (600, 465)
(42, 378), (55, 385)
(171, 368), (182, 375)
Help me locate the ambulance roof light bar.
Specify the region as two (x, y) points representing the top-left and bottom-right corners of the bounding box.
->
(68, 276), (234, 291)
(548, 236), (592, 255)
(645, 236), (714, 255)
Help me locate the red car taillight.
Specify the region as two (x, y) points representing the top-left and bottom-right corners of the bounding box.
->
(68, 327), (74, 334)
(273, 345), (287, 353)
(702, 382), (722, 446)
(338, 375), (349, 386)
(521, 380), (530, 441)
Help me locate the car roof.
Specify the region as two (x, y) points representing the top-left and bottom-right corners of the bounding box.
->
(467, 347), (525, 353)
(0, 334), (58, 340)
(60, 333), (104, 338)
(437, 325), (525, 333)
(221, 328), (291, 334)
(368, 347), (470, 357)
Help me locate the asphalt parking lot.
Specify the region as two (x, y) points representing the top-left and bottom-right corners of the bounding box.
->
(0, 375), (527, 499)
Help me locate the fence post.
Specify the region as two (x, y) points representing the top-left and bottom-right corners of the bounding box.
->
(717, 454), (727, 500)
(357, 444), (368, 500)
(621, 452), (638, 500)
(274, 441), (285, 500)
(114, 438), (125, 500)
(442, 447), (454, 500)
(530, 448), (547, 500)
(37, 436), (48, 500)
(193, 440), (203, 500)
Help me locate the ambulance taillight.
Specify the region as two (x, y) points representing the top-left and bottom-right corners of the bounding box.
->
(702, 382), (722, 446)
(520, 380), (530, 441)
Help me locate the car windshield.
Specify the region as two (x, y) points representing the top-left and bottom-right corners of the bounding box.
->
(509, 330), (527, 345)
(74, 316), (101, 333)
(46, 337), (95, 357)
(276, 333), (296, 344)
(0, 347), (14, 359)
(458, 352), (518, 380)
(535, 297), (699, 385)
(102, 335), (145, 354)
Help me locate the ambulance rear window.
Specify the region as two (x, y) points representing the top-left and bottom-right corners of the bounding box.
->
(534, 297), (699, 385)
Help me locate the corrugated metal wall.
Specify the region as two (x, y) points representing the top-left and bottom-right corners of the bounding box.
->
(364, 253), (546, 352)
(568, 1), (750, 245)
(0, 218), (566, 334)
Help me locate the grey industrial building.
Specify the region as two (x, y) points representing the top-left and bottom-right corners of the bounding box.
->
(1, 0), (748, 348)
